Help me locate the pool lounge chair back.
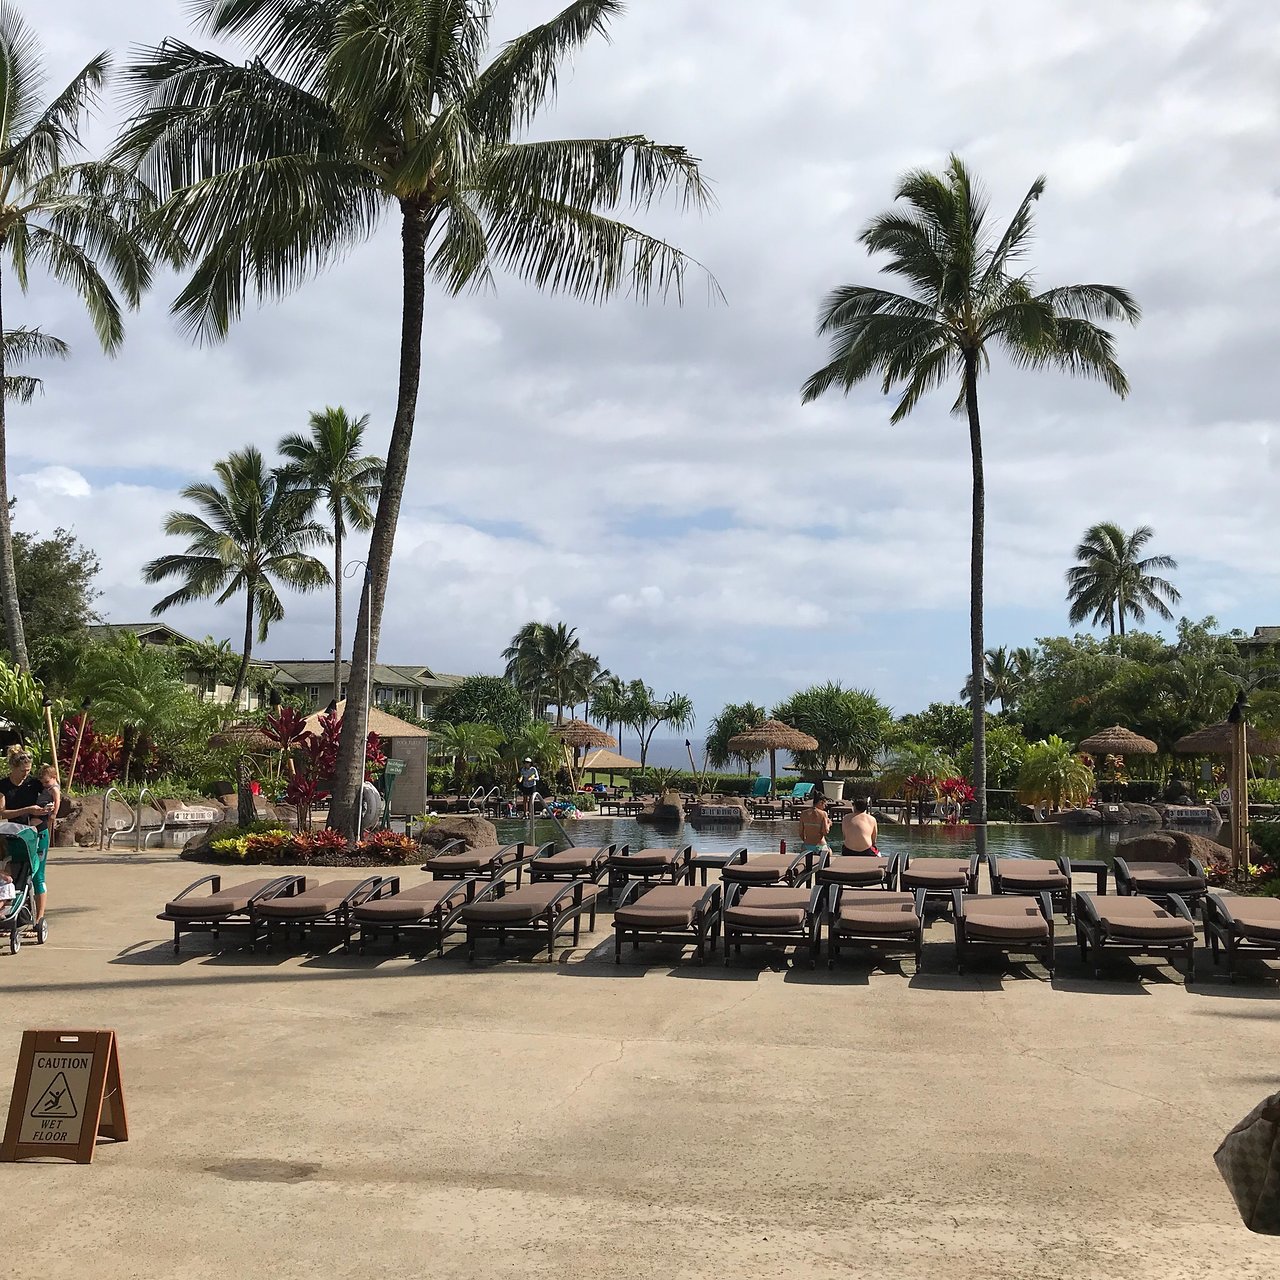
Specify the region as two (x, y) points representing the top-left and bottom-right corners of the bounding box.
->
(422, 841), (536, 886)
(1113, 850), (1207, 911)
(987, 853), (1074, 920)
(462, 876), (603, 962)
(749, 776), (772, 799)
(953, 891), (1055, 978)
(354, 876), (491, 957)
(826, 887), (926, 971)
(1203, 892), (1280, 982)
(1074, 890), (1195, 984)
(790, 782), (814, 804)
(613, 881), (722, 965)
(722, 881), (825, 968)
(255, 876), (394, 952)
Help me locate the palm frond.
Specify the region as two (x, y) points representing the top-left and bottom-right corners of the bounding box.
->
(980, 174), (1045, 285)
(1038, 283), (1141, 325)
(24, 224), (124, 351)
(0, 52), (109, 184)
(0, 1), (44, 148)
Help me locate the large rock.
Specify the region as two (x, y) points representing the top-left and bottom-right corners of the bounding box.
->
(1055, 807), (1102, 826)
(1116, 830), (1229, 865)
(422, 815), (498, 852)
(53, 792), (135, 848)
(1125, 804), (1162, 825)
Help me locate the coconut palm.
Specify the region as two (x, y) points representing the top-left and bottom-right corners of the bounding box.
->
(177, 634), (239, 700)
(3, 328), (67, 402)
(961, 646), (1025, 712)
(117, 0), (716, 836)
(705, 701), (768, 771)
(1066, 522), (1180, 638)
(1016, 735), (1094, 812)
(0, 3), (167, 669)
(143, 446), (332, 705)
(801, 156), (1139, 855)
(588, 673), (628, 753)
(503, 622), (550, 716)
(278, 407), (384, 698)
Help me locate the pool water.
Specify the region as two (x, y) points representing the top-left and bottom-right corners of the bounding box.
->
(493, 815), (1228, 864)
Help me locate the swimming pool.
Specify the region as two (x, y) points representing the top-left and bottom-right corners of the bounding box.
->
(493, 815), (1227, 862)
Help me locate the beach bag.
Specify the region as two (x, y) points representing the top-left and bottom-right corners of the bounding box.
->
(1215, 1090), (1280, 1234)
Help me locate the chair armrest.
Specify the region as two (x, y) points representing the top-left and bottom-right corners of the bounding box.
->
(1112, 859), (1134, 893)
(347, 875), (392, 906)
(826, 884), (844, 921)
(254, 875), (305, 904)
(723, 881), (746, 908)
(527, 842), (557, 862)
(986, 853), (1001, 893)
(966, 854), (980, 891)
(951, 888), (966, 920)
(1074, 892), (1102, 927)
(419, 838), (465, 869)
(1203, 891), (1234, 927)
(1167, 894), (1194, 923)
(171, 874), (220, 902)
(1037, 891), (1054, 924)
(1187, 855), (1205, 879)
(807, 882), (827, 915)
(724, 848), (748, 867)
(911, 888), (928, 922)
(886, 851), (901, 890)
(615, 879), (647, 909)
(696, 882), (722, 916)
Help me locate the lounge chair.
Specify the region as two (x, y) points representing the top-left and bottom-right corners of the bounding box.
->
(254, 876), (394, 952)
(613, 881), (722, 964)
(749, 776), (772, 800)
(1074, 891), (1195, 984)
(826, 888), (925, 971)
(720, 847), (819, 888)
(784, 781), (815, 816)
(747, 796), (786, 820)
(422, 840), (542, 886)
(988, 853), (1074, 920)
(689, 845), (749, 886)
(529, 844), (616, 884)
(1113, 851), (1207, 912)
(953, 891), (1055, 977)
(816, 850), (899, 891)
(461, 878), (603, 962)
(353, 876), (489, 956)
(157, 874), (305, 954)
(606, 845), (693, 900)
(1202, 893), (1280, 981)
(898, 854), (979, 909)
(722, 882), (825, 968)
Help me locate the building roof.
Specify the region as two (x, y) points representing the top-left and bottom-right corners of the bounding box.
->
(1242, 626), (1280, 646)
(88, 621), (197, 646)
(268, 660), (459, 690)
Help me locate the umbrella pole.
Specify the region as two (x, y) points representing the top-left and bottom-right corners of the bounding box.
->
(770, 747), (777, 797)
(1232, 718), (1248, 875)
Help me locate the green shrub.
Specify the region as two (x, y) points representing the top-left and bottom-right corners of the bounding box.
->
(1249, 822), (1280, 864)
(1248, 779), (1280, 805)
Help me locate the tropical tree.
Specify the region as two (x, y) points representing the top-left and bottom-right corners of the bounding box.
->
(588, 673), (628, 753)
(1016, 735), (1094, 812)
(500, 718), (561, 787)
(0, 4), (167, 669)
(502, 621), (599, 724)
(177, 635), (239, 700)
(619, 682), (695, 767)
(432, 674), (530, 740)
(118, 0), (715, 838)
(705, 701), (767, 771)
(961, 646), (1025, 712)
(431, 721), (503, 791)
(801, 156), (1139, 855)
(279, 406), (384, 698)
(1066, 522), (1180, 638)
(4, 327), (67, 402)
(773, 682), (893, 774)
(878, 741), (957, 824)
(143, 446), (331, 705)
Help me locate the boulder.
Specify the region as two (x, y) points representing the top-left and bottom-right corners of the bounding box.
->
(1116, 830), (1229, 866)
(422, 815), (498, 853)
(1125, 803), (1162, 825)
(639, 790), (684, 826)
(1055, 807), (1103, 826)
(53, 792), (134, 848)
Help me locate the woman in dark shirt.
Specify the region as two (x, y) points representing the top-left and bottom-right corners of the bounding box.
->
(0, 745), (53, 924)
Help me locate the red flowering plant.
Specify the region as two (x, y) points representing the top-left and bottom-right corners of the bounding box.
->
(58, 715), (120, 788)
(356, 828), (419, 864)
(938, 777), (975, 803)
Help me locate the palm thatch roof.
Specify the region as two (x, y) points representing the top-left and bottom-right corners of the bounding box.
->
(1078, 725), (1159, 756)
(578, 747), (642, 771)
(209, 723), (276, 752)
(1173, 721), (1280, 756)
(301, 701), (431, 739)
(727, 719), (819, 755)
(552, 719), (616, 749)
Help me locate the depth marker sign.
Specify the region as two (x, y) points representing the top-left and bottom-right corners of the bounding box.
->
(1, 1030), (128, 1164)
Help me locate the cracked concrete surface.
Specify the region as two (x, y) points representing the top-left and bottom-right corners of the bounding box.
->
(2, 850), (1278, 1279)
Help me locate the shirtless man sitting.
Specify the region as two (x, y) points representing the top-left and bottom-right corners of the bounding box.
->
(841, 796), (879, 854)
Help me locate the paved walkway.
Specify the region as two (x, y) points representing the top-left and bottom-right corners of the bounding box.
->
(3, 850), (1278, 1279)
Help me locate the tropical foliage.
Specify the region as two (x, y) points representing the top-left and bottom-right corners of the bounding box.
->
(431, 722), (504, 791)
(432, 675), (530, 741)
(704, 701), (768, 770)
(1016, 736), (1095, 811)
(1066, 522), (1180, 638)
(802, 155), (1138, 853)
(143, 446), (331, 705)
(118, 0), (715, 837)
(773, 682), (893, 774)
(617, 682), (695, 767)
(502, 621), (601, 724)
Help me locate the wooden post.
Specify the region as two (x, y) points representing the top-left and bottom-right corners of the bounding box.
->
(1232, 717), (1248, 875)
(42, 699), (60, 784)
(65, 702), (90, 794)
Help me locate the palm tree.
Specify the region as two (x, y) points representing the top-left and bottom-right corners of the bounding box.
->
(503, 622), (550, 716)
(279, 407), (384, 698)
(432, 721), (502, 791)
(117, 0), (716, 838)
(589, 673), (627, 753)
(143, 446), (331, 705)
(177, 635), (238, 700)
(619, 682), (695, 767)
(0, 3), (165, 668)
(801, 156), (1139, 856)
(961, 646), (1024, 712)
(4, 328), (68, 403)
(1066, 522), (1179, 638)
(705, 701), (767, 771)
(1016, 736), (1094, 812)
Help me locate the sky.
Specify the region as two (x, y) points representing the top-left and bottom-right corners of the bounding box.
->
(16, 0), (1280, 732)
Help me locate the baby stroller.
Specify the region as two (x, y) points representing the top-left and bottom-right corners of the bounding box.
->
(2, 828), (46, 954)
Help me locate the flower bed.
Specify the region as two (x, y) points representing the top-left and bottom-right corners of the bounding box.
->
(203, 827), (422, 866)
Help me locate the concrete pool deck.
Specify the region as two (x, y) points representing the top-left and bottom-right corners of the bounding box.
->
(3, 849), (1278, 1280)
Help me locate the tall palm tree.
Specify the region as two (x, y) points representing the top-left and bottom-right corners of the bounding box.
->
(279, 407), (384, 697)
(0, 3), (165, 668)
(143, 446), (332, 705)
(503, 621), (550, 717)
(961, 646), (1023, 712)
(3, 328), (68, 403)
(801, 156), (1139, 855)
(117, 0), (716, 837)
(1066, 522), (1179, 638)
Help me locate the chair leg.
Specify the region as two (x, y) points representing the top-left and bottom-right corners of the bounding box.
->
(614, 929), (622, 964)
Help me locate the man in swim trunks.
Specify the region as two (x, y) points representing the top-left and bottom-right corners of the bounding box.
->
(841, 796), (879, 854)
(797, 792), (832, 853)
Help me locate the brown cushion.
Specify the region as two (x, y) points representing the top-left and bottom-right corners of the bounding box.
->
(463, 883), (601, 924)
(256, 880), (365, 920)
(534, 847), (608, 873)
(819, 856), (888, 885)
(996, 858), (1068, 890)
(425, 845), (518, 874)
(1221, 897), (1280, 943)
(164, 878), (281, 918)
(353, 883), (459, 922)
(724, 887), (812, 930)
(962, 896), (1050, 941)
(1087, 895), (1195, 940)
(836, 891), (920, 936)
(901, 859), (972, 888)
(721, 854), (796, 883)
(1123, 862), (1205, 894)
(612, 847), (684, 870)
(615, 885), (708, 929)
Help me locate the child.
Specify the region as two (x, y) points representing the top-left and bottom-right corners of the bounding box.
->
(35, 764), (59, 835)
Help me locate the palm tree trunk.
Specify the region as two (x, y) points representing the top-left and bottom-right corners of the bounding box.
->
(230, 590), (255, 708)
(332, 520), (343, 701)
(329, 204), (430, 837)
(0, 270), (28, 669)
(963, 353), (987, 857)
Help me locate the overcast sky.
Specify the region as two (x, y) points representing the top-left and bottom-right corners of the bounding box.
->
(18, 0), (1280, 725)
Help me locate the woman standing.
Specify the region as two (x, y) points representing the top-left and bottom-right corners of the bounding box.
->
(0, 746), (54, 927)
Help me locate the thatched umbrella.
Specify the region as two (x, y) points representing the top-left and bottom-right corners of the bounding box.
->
(210, 723), (276, 752)
(1079, 725), (1159, 757)
(552, 719), (617, 785)
(1173, 721), (1280, 757)
(727, 719), (819, 795)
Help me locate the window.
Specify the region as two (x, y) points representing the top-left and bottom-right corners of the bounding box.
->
(373, 687), (388, 704)
(307, 686), (320, 705)
(394, 688), (409, 704)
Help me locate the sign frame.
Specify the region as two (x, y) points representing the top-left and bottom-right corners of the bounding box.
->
(1, 1029), (128, 1164)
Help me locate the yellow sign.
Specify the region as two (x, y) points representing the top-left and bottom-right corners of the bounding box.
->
(2, 1030), (127, 1164)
